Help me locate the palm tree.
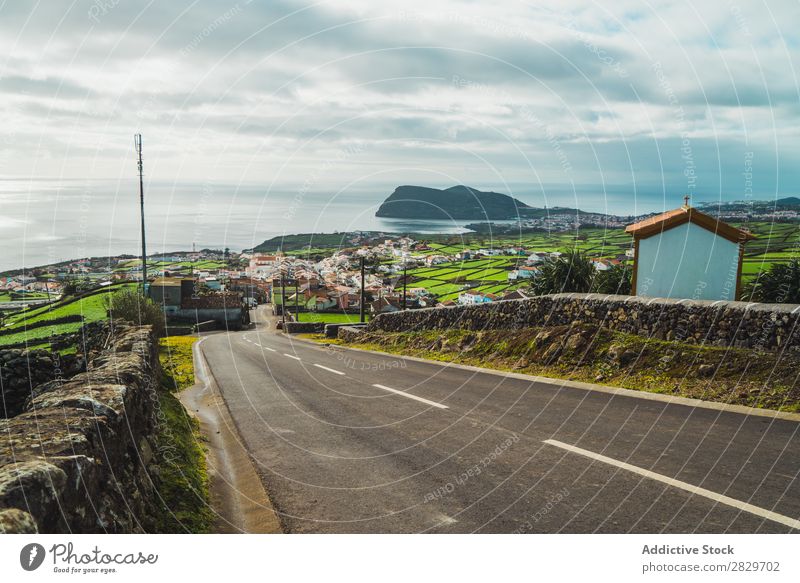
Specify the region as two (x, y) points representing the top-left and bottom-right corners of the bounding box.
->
(529, 250), (595, 295)
(742, 259), (800, 303)
(592, 263), (632, 295)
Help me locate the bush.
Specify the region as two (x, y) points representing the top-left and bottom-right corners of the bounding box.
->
(742, 259), (800, 303)
(592, 263), (632, 295)
(529, 250), (595, 295)
(106, 289), (166, 337)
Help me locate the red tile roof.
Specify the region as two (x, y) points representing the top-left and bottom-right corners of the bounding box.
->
(625, 206), (754, 244)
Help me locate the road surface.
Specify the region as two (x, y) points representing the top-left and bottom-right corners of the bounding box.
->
(198, 306), (800, 533)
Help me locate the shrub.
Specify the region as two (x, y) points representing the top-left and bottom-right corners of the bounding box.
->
(592, 263), (632, 295)
(529, 250), (595, 295)
(742, 259), (800, 303)
(106, 289), (166, 337)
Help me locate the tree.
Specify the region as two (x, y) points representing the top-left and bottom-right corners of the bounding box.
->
(741, 259), (800, 303)
(592, 263), (632, 295)
(105, 289), (165, 337)
(529, 250), (595, 295)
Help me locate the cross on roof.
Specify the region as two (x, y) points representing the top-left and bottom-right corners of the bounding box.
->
(683, 194), (691, 208)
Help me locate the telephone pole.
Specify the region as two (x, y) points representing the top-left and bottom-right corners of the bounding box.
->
(359, 256), (366, 323)
(280, 273), (286, 328)
(134, 134), (147, 291)
(402, 261), (407, 310)
(294, 278), (299, 322)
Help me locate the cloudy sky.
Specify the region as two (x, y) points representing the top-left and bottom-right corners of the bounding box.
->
(1, 0), (799, 267)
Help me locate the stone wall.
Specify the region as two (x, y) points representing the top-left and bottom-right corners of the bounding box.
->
(361, 293), (800, 350)
(0, 349), (84, 418)
(284, 321), (326, 334)
(0, 325), (162, 533)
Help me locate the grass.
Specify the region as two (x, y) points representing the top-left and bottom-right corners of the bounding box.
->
(295, 312), (368, 323)
(154, 336), (213, 533)
(334, 325), (800, 412)
(160, 335), (200, 390)
(0, 322), (86, 347)
(0, 284), (136, 348)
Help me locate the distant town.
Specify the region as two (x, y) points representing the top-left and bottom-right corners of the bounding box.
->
(2, 195), (798, 329)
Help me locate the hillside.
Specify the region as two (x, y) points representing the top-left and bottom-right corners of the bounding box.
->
(375, 185), (537, 220)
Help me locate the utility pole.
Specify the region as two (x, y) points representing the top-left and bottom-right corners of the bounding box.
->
(134, 134), (147, 292)
(294, 278), (299, 322)
(280, 273), (286, 328)
(359, 256), (366, 323)
(402, 261), (407, 310)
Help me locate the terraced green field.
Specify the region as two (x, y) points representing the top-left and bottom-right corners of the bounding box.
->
(113, 259), (227, 273)
(401, 222), (799, 300)
(0, 283), (136, 347)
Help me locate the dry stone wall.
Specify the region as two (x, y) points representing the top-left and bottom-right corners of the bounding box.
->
(0, 325), (162, 533)
(360, 293), (800, 350)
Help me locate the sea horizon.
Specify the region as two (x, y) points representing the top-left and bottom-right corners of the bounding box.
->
(0, 177), (786, 271)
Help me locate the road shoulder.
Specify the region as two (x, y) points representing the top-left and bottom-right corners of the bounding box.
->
(180, 336), (283, 534)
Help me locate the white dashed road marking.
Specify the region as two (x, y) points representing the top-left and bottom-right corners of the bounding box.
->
(313, 364), (345, 375)
(284, 354), (302, 361)
(372, 384), (449, 410)
(544, 439), (800, 530)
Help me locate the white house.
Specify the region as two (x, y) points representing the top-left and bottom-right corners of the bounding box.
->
(625, 201), (754, 301)
(526, 253), (546, 265)
(508, 267), (537, 281)
(457, 290), (493, 305)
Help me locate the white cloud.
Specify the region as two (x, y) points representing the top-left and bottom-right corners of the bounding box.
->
(0, 0), (797, 197)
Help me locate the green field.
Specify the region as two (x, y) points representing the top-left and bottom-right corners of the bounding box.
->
(395, 222), (800, 300)
(0, 283), (136, 347)
(294, 312), (368, 323)
(113, 259), (227, 273)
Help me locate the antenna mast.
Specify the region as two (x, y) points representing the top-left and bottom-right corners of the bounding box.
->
(135, 134), (147, 290)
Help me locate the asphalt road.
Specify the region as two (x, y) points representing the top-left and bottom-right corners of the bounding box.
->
(199, 306), (800, 533)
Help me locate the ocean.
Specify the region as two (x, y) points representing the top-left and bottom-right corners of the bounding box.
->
(0, 178), (735, 271)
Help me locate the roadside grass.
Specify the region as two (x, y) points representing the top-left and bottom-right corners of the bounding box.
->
(334, 326), (800, 413)
(154, 336), (213, 533)
(295, 312), (368, 323)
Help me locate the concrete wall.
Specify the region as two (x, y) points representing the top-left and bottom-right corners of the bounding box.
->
(636, 222), (741, 301)
(172, 307), (244, 329)
(361, 293), (800, 350)
(0, 325), (163, 533)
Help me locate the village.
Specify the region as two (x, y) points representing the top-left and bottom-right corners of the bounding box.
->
(0, 234), (633, 327)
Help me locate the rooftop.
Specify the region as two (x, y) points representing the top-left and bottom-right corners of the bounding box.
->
(625, 205), (755, 243)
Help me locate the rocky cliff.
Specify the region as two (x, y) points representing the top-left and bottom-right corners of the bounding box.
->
(375, 185), (535, 220)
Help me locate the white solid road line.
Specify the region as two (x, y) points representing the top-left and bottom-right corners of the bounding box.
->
(372, 384), (449, 410)
(313, 364), (345, 375)
(284, 353), (302, 361)
(544, 439), (800, 530)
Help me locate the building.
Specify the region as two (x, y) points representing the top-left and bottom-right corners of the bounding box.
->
(148, 277), (191, 312)
(457, 290), (493, 305)
(625, 200), (754, 301)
